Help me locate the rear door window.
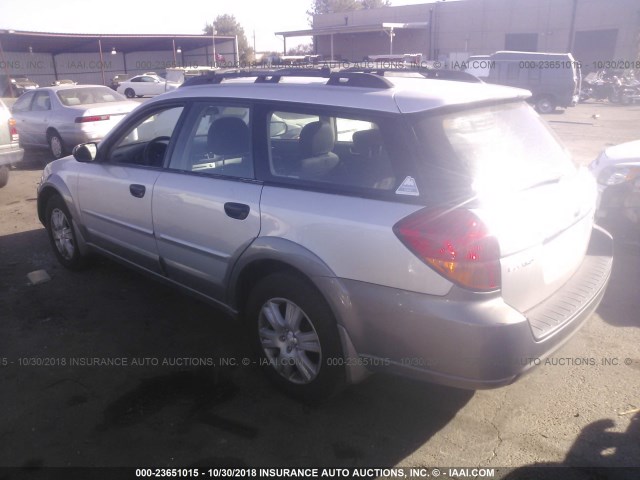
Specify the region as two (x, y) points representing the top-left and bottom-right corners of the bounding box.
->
(267, 109), (397, 192)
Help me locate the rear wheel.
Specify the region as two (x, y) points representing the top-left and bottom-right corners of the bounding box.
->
(124, 88), (135, 99)
(245, 272), (345, 401)
(535, 96), (556, 114)
(0, 165), (9, 188)
(45, 195), (88, 270)
(48, 131), (66, 159)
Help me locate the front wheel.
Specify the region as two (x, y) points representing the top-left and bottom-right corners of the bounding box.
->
(45, 195), (88, 270)
(245, 272), (345, 401)
(124, 88), (135, 99)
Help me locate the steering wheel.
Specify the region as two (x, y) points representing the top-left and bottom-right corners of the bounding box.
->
(142, 136), (171, 166)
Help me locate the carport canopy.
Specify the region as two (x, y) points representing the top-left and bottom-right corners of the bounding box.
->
(275, 22), (429, 58)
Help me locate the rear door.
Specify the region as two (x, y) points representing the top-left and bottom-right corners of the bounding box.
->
(152, 101), (262, 301)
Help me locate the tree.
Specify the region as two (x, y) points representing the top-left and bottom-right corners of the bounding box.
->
(203, 14), (254, 64)
(307, 0), (390, 16)
(287, 43), (314, 56)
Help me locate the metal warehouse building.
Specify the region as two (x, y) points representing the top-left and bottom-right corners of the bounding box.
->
(277, 0), (640, 70)
(0, 31), (238, 87)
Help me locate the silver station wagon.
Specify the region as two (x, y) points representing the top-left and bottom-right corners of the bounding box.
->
(37, 69), (613, 400)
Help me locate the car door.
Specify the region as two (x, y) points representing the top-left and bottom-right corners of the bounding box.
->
(152, 101), (262, 301)
(11, 91), (41, 147)
(76, 104), (186, 273)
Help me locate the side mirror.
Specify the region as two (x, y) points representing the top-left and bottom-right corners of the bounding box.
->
(270, 121), (288, 137)
(73, 143), (98, 163)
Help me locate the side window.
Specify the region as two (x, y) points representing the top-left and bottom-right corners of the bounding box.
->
(268, 110), (396, 191)
(168, 103), (253, 179)
(11, 91), (35, 112)
(107, 106), (184, 167)
(131, 77), (141, 83)
(31, 92), (51, 111)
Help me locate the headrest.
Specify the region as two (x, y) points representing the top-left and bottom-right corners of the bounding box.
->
(299, 121), (335, 157)
(207, 117), (250, 156)
(352, 129), (383, 157)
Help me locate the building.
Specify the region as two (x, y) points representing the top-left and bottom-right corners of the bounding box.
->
(0, 30), (238, 88)
(276, 0), (640, 71)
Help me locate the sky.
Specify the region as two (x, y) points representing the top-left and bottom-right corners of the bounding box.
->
(0, 0), (435, 52)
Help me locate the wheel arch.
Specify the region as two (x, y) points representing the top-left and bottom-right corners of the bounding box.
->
(228, 237), (337, 315)
(227, 237), (369, 384)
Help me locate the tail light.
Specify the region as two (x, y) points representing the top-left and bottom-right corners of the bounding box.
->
(393, 208), (501, 291)
(75, 115), (110, 123)
(8, 118), (18, 142)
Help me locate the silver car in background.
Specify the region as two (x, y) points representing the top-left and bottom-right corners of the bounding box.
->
(0, 98), (23, 187)
(11, 85), (138, 159)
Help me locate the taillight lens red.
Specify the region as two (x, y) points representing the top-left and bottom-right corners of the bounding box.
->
(75, 115), (110, 123)
(8, 118), (18, 142)
(393, 208), (501, 291)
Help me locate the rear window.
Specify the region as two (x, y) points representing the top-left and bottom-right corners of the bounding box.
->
(57, 87), (127, 106)
(413, 102), (575, 199)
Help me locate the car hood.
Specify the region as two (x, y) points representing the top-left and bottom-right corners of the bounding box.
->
(603, 139), (640, 163)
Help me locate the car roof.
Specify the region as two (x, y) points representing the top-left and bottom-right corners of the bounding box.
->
(151, 74), (530, 114)
(33, 84), (112, 92)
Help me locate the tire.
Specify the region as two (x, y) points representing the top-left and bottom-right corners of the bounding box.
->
(48, 131), (66, 160)
(535, 96), (556, 114)
(124, 88), (135, 99)
(0, 165), (9, 188)
(45, 195), (88, 270)
(245, 272), (345, 402)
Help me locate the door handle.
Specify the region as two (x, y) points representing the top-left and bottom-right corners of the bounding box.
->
(224, 202), (250, 220)
(129, 184), (146, 198)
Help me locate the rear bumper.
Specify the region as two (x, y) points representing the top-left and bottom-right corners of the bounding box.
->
(320, 226), (613, 389)
(0, 144), (24, 166)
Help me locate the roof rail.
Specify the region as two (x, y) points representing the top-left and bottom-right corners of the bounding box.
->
(179, 67), (394, 89)
(340, 67), (482, 83)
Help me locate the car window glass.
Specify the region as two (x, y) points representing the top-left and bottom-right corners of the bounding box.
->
(169, 103), (253, 179)
(107, 106), (184, 167)
(31, 91), (51, 111)
(131, 77), (141, 82)
(11, 91), (35, 112)
(57, 87), (126, 106)
(268, 110), (396, 191)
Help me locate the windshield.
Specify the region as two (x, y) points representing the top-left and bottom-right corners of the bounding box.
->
(413, 102), (576, 201)
(56, 87), (127, 106)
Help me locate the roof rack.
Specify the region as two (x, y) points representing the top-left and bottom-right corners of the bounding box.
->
(340, 67), (482, 83)
(179, 68), (394, 89)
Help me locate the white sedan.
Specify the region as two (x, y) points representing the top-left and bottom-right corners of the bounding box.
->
(11, 85), (138, 159)
(116, 74), (179, 98)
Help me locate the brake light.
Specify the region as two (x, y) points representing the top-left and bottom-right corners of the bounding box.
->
(75, 115), (110, 123)
(8, 118), (18, 142)
(393, 208), (501, 291)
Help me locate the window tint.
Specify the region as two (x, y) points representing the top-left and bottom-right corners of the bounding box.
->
(268, 110), (396, 191)
(169, 103), (253, 179)
(108, 106), (184, 167)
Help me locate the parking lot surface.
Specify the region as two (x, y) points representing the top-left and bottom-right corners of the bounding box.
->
(0, 100), (639, 476)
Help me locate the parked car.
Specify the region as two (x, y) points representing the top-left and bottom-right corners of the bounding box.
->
(590, 140), (640, 224)
(51, 79), (77, 86)
(12, 85), (138, 159)
(37, 69), (613, 400)
(1, 75), (39, 97)
(468, 51), (581, 113)
(0, 98), (24, 187)
(109, 73), (134, 91)
(116, 74), (179, 98)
